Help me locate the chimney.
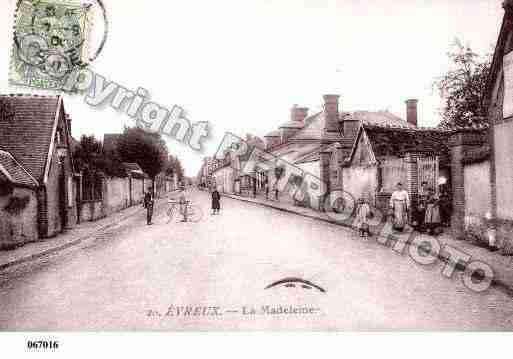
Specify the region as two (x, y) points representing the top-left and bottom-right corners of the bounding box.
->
(323, 94), (340, 135)
(291, 105), (309, 123)
(405, 99), (418, 127)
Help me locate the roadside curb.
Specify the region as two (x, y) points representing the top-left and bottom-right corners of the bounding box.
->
(0, 194), (176, 272)
(221, 193), (513, 296)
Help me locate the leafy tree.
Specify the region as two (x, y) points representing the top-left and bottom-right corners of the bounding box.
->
(165, 155), (184, 181)
(73, 135), (126, 178)
(434, 39), (491, 129)
(116, 127), (169, 180)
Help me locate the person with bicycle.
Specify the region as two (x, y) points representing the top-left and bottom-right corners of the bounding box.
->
(178, 188), (188, 222)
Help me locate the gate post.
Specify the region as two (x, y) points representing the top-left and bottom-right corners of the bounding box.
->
(405, 153), (418, 221)
(449, 129), (486, 239)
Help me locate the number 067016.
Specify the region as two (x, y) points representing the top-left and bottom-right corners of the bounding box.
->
(27, 340), (59, 350)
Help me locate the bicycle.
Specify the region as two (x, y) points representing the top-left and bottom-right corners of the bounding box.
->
(166, 199), (203, 223)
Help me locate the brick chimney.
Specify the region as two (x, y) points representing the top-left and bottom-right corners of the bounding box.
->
(280, 105), (307, 142)
(323, 94), (340, 136)
(292, 105), (309, 123)
(405, 99), (418, 127)
(264, 131), (280, 150)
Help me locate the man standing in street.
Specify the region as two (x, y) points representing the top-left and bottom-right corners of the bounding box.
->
(211, 188), (221, 215)
(143, 187), (154, 225)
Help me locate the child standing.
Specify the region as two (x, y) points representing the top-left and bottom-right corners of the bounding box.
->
(356, 196), (372, 238)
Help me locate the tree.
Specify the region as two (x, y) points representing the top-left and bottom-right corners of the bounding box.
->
(73, 135), (126, 178)
(116, 127), (169, 180)
(434, 39), (491, 129)
(165, 155), (184, 181)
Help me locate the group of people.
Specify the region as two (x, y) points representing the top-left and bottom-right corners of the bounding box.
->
(264, 180), (279, 201)
(143, 181), (449, 234)
(355, 182), (450, 238)
(142, 186), (223, 225)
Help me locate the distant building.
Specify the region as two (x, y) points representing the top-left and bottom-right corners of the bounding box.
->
(211, 94), (424, 211)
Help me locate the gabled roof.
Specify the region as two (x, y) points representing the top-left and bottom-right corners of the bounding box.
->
(350, 125), (451, 161)
(0, 150), (38, 187)
(0, 94), (62, 182)
(345, 127), (377, 166)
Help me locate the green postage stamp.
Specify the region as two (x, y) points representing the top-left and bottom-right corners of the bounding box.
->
(9, 0), (92, 90)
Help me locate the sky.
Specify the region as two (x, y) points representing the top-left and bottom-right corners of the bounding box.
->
(0, 0), (505, 176)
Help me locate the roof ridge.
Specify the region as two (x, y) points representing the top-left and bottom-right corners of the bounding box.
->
(0, 93), (60, 98)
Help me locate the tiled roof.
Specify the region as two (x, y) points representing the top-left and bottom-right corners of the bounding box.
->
(363, 125), (451, 158)
(262, 109), (414, 164)
(289, 112), (324, 141)
(279, 120), (305, 129)
(351, 111), (415, 128)
(294, 142), (353, 164)
(0, 94), (61, 182)
(288, 110), (412, 143)
(0, 150), (38, 187)
(123, 162), (144, 172)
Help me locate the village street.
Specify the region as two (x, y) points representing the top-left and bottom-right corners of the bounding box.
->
(0, 189), (513, 331)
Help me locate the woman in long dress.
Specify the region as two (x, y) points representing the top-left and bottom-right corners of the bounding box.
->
(424, 189), (441, 235)
(389, 182), (409, 232)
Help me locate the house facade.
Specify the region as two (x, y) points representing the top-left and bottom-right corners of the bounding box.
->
(342, 124), (451, 213)
(0, 94), (78, 249)
(482, 0), (513, 248)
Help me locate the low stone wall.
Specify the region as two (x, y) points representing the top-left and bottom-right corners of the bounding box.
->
(130, 177), (146, 205)
(0, 187), (38, 250)
(79, 200), (105, 222)
(104, 177), (130, 215)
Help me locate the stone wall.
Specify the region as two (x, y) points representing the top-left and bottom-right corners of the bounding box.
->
(79, 200), (104, 222)
(343, 165), (378, 203)
(492, 121), (513, 220)
(449, 130), (488, 239)
(0, 187), (38, 249)
(130, 177), (146, 205)
(104, 177), (130, 215)
(464, 160), (492, 224)
(78, 176), (151, 222)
